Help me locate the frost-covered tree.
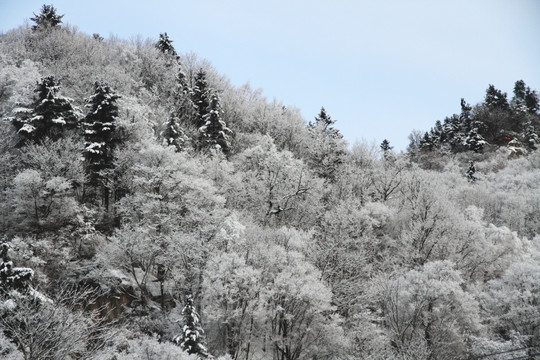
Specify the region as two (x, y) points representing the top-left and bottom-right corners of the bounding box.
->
(306, 107), (347, 182)
(485, 84), (509, 111)
(192, 69), (210, 128)
(175, 294), (209, 358)
(82, 81), (120, 209)
(525, 86), (539, 114)
(377, 261), (481, 359)
(30, 4), (64, 32)
(162, 67), (195, 151)
(8, 76), (80, 145)
(466, 161), (477, 183)
(198, 93), (232, 154)
(155, 32), (178, 57)
(162, 114), (188, 151)
(380, 139), (392, 153)
(0, 242), (33, 293)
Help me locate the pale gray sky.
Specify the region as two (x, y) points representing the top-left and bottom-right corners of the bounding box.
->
(1, 0), (539, 150)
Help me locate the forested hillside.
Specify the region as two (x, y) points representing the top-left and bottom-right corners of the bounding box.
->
(1, 5), (540, 360)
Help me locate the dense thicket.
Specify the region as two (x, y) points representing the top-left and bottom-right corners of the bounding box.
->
(0, 5), (539, 360)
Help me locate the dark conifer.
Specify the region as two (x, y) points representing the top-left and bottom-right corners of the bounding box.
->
(155, 32), (178, 57)
(82, 81), (120, 208)
(307, 107), (346, 182)
(191, 69), (210, 128)
(485, 84), (509, 111)
(198, 92), (232, 154)
(9, 76), (80, 145)
(174, 294), (209, 357)
(30, 4), (64, 32)
(466, 161), (477, 183)
(0, 242), (33, 293)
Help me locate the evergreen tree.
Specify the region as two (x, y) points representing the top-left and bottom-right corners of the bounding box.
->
(460, 98), (473, 130)
(419, 132), (435, 152)
(162, 67), (194, 151)
(92, 33), (104, 42)
(485, 84), (509, 111)
(511, 80), (528, 114)
(525, 86), (539, 114)
(0, 242), (33, 293)
(82, 81), (120, 208)
(464, 128), (487, 153)
(443, 114), (465, 151)
(380, 139), (392, 153)
(174, 294), (209, 358)
(155, 32), (178, 57)
(9, 76), (80, 145)
(30, 4), (64, 32)
(523, 124), (539, 150)
(307, 107), (346, 182)
(466, 161), (477, 183)
(198, 92), (232, 154)
(162, 114), (188, 151)
(191, 69), (210, 128)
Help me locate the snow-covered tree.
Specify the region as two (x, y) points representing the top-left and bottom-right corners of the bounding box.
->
(162, 114), (188, 151)
(466, 161), (477, 183)
(82, 81), (120, 209)
(162, 67), (195, 151)
(174, 294), (209, 358)
(198, 92), (232, 154)
(376, 261), (481, 359)
(192, 69), (210, 129)
(155, 32), (178, 57)
(380, 139), (392, 153)
(30, 4), (64, 32)
(8, 76), (80, 145)
(306, 107), (347, 182)
(0, 242), (33, 293)
(485, 84), (509, 111)
(464, 128), (487, 153)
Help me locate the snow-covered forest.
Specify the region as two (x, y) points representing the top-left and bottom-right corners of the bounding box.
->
(1, 5), (540, 360)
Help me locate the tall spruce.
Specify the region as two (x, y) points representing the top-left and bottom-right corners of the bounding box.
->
(174, 294), (209, 358)
(82, 81), (120, 209)
(155, 32), (177, 57)
(192, 69), (210, 128)
(0, 242), (34, 293)
(9, 76), (79, 145)
(485, 84), (509, 111)
(307, 107), (346, 182)
(162, 67), (195, 151)
(30, 4), (64, 32)
(198, 92), (232, 154)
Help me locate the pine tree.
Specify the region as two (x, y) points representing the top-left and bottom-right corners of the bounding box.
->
(174, 294), (209, 358)
(466, 161), (477, 183)
(460, 98), (473, 130)
(485, 84), (509, 111)
(82, 81), (120, 208)
(307, 107), (346, 182)
(9, 76), (80, 145)
(198, 92), (232, 154)
(162, 114), (188, 151)
(155, 32), (178, 58)
(419, 132), (435, 152)
(0, 242), (33, 293)
(525, 86), (539, 114)
(380, 139), (392, 153)
(30, 4), (64, 32)
(464, 128), (487, 153)
(162, 67), (196, 151)
(192, 69), (210, 128)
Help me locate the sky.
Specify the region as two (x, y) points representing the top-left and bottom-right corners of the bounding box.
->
(1, 1), (539, 151)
